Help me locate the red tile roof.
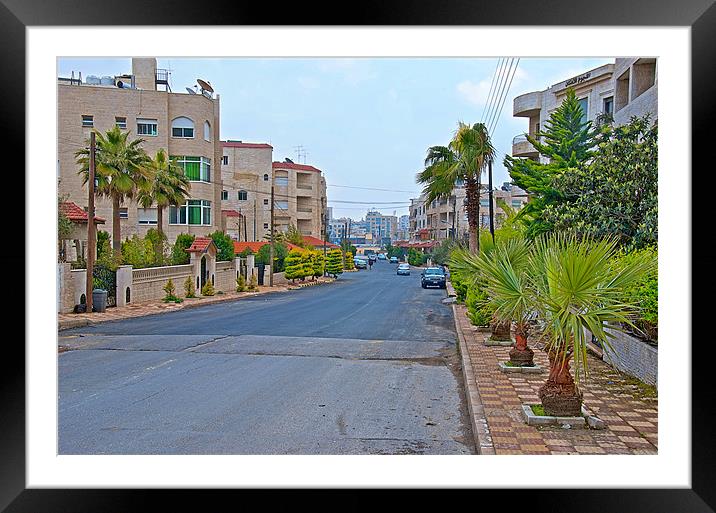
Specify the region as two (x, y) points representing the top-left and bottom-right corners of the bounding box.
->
(221, 209), (242, 217)
(233, 241), (302, 255)
(221, 141), (273, 149)
(301, 235), (339, 249)
(186, 237), (215, 253)
(395, 240), (440, 249)
(59, 202), (105, 223)
(272, 162), (322, 173)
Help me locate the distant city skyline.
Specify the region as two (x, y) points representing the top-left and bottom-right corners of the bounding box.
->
(58, 57), (612, 219)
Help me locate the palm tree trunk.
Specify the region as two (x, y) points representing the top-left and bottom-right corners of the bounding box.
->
(112, 194), (121, 253)
(509, 323), (534, 367)
(464, 177), (480, 253)
(157, 207), (164, 240)
(539, 348), (583, 417)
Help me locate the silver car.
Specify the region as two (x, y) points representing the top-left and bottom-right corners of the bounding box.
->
(397, 263), (411, 276)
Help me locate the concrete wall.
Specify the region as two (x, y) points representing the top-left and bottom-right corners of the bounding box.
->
(131, 264), (194, 303)
(57, 263), (75, 314)
(215, 260), (236, 293)
(602, 328), (658, 386)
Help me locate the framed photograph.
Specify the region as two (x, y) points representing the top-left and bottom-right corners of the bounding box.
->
(6, 0), (711, 510)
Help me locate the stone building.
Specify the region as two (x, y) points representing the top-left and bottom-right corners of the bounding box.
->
(270, 161), (327, 239)
(220, 141), (274, 241)
(57, 57), (223, 246)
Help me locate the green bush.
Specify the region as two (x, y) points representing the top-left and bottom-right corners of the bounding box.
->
(184, 276), (196, 298)
(617, 246), (658, 342)
(301, 251), (314, 280)
(284, 249), (305, 281)
(312, 251), (325, 278)
(343, 251), (355, 270)
(248, 273), (258, 291)
(145, 228), (169, 265)
(326, 248), (343, 277)
(121, 235), (157, 269)
(408, 248), (428, 267)
(238, 247), (254, 258)
(450, 271), (469, 303)
(162, 279), (182, 303)
(236, 274), (247, 292)
(255, 242), (288, 273)
(466, 284), (492, 327)
(201, 280), (215, 296)
(209, 230), (235, 262)
(171, 234), (195, 265)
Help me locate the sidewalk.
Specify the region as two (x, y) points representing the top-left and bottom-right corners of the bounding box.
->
(58, 277), (334, 331)
(453, 303), (658, 455)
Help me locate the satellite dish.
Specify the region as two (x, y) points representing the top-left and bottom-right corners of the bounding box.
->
(186, 87), (197, 95)
(197, 79), (213, 93)
(285, 158), (294, 164)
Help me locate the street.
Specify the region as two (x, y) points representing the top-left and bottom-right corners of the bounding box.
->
(58, 261), (475, 454)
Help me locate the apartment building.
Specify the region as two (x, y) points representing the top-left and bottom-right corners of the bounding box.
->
(511, 63), (615, 162)
(57, 58), (223, 246)
(220, 141), (273, 241)
(365, 210), (398, 243)
(511, 58), (657, 162)
(270, 160), (327, 238)
(409, 183), (527, 242)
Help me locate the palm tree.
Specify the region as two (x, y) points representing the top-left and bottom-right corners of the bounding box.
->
(528, 233), (656, 417)
(76, 126), (152, 252)
(451, 237), (535, 366)
(417, 122), (494, 253)
(137, 149), (191, 251)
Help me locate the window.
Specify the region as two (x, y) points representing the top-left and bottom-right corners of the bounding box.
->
(173, 156), (211, 182)
(137, 208), (157, 225)
(275, 176), (289, 186)
(511, 200), (522, 208)
(171, 117), (195, 138)
(263, 223), (269, 229)
(263, 199), (269, 205)
(238, 190), (248, 201)
(119, 207), (129, 219)
(169, 200), (211, 225)
(577, 97), (589, 124)
(480, 199), (489, 208)
(81, 115), (93, 127)
(137, 118), (157, 136)
(115, 117), (127, 129)
(276, 200), (289, 210)
(603, 96), (614, 115)
(203, 121), (211, 141)
(221, 190), (228, 201)
(222, 155), (228, 165)
(263, 174), (269, 181)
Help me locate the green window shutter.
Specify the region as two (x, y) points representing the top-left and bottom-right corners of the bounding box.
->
(184, 159), (200, 181)
(188, 201), (202, 225)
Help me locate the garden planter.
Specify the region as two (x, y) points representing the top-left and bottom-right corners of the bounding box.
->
(489, 320), (512, 341)
(508, 333), (534, 366)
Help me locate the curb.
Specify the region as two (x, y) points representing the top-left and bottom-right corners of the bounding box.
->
(451, 303), (496, 455)
(57, 282), (321, 331)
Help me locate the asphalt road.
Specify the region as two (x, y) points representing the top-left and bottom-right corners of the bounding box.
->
(59, 261), (475, 455)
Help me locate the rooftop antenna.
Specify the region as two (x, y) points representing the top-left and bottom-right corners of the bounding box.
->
(293, 145), (307, 164)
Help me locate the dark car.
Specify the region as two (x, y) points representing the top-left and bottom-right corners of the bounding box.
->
(421, 267), (446, 289)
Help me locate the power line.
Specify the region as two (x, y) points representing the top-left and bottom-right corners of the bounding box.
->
(481, 58), (503, 123)
(486, 57), (515, 133)
(489, 58), (520, 135)
(482, 58), (507, 126)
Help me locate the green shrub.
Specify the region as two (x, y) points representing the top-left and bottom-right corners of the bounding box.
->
(145, 228), (169, 265)
(284, 249), (305, 281)
(184, 276), (196, 298)
(201, 280), (215, 296)
(301, 251), (314, 280)
(248, 273), (258, 291)
(162, 279), (182, 303)
(121, 235), (156, 269)
(343, 251), (355, 270)
(209, 230), (235, 262)
(617, 246), (658, 342)
(451, 271), (469, 303)
(466, 284), (492, 327)
(326, 248), (343, 277)
(171, 233), (195, 265)
(408, 248), (428, 267)
(238, 247), (254, 258)
(256, 242), (288, 273)
(236, 274), (247, 292)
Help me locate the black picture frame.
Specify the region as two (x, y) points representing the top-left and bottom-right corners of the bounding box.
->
(4, 0), (711, 510)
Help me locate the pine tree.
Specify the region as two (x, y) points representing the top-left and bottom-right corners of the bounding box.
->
(503, 88), (601, 238)
(312, 251), (325, 279)
(300, 251), (313, 281)
(343, 251), (355, 270)
(326, 249), (343, 278)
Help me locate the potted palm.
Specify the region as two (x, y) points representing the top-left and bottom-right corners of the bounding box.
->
(528, 234), (656, 417)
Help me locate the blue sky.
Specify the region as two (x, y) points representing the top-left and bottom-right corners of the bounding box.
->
(58, 57), (612, 219)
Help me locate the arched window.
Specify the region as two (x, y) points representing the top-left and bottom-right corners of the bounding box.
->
(238, 190), (248, 201)
(203, 121), (211, 141)
(263, 174), (269, 181)
(171, 117), (194, 138)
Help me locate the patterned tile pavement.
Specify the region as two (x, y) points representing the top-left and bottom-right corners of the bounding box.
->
(454, 304), (658, 455)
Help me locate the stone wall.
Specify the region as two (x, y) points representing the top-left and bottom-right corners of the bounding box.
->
(131, 264), (194, 303)
(602, 327), (658, 386)
(215, 260), (236, 293)
(57, 263), (75, 314)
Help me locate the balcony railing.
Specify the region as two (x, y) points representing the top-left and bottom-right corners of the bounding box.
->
(297, 184), (312, 190)
(512, 134), (529, 145)
(297, 207), (313, 213)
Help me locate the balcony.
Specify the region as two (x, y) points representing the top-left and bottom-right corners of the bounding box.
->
(512, 134), (539, 158)
(513, 91), (542, 117)
(296, 183), (312, 191)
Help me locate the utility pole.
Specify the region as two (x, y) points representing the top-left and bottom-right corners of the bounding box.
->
(488, 159), (495, 244)
(451, 195), (456, 240)
(269, 185), (275, 287)
(85, 131), (96, 313)
(253, 199), (257, 241)
(322, 197), (327, 276)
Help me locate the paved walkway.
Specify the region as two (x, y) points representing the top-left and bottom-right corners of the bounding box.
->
(58, 278), (333, 331)
(454, 303), (658, 455)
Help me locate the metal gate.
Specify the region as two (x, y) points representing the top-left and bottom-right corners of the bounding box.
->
(92, 265), (117, 307)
